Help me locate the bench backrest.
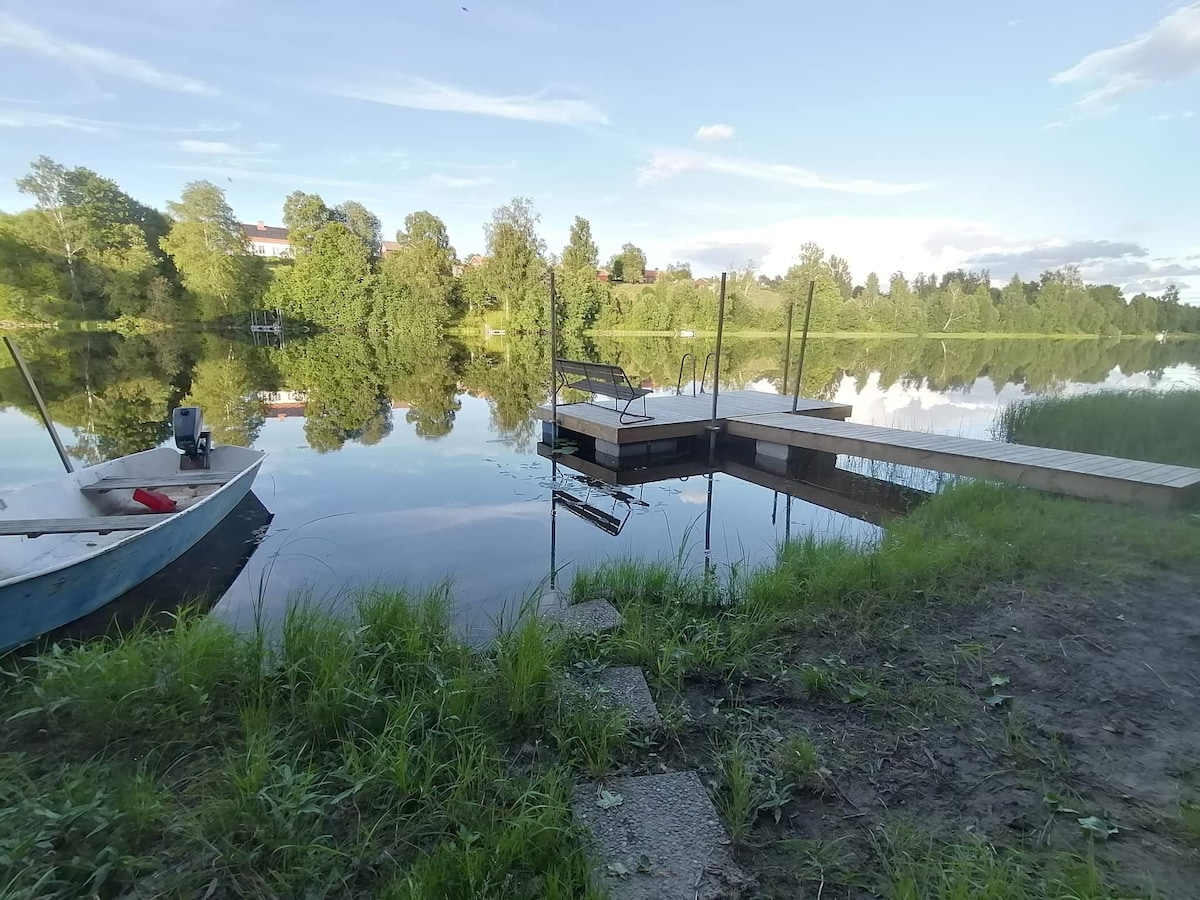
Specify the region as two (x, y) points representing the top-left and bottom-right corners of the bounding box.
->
(555, 358), (625, 386)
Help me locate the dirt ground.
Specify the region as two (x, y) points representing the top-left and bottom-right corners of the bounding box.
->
(649, 571), (1200, 898)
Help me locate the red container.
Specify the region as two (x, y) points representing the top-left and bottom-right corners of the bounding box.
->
(132, 488), (178, 513)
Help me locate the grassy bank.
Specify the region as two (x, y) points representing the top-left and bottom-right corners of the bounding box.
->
(4, 478), (1199, 896)
(996, 389), (1200, 466)
(0, 595), (610, 899)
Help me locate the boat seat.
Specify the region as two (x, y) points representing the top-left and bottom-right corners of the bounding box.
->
(80, 473), (234, 493)
(0, 514), (174, 537)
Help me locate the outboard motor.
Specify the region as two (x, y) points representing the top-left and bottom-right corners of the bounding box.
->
(172, 406), (211, 469)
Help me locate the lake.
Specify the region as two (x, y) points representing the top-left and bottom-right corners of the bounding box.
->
(2, 330), (1197, 640)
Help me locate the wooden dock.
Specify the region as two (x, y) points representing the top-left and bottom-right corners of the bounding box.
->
(725, 413), (1200, 510)
(537, 390), (851, 445)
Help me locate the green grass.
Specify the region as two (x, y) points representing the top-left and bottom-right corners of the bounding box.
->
(879, 826), (1140, 900)
(0, 591), (603, 899)
(994, 389), (1200, 467)
(571, 481), (1200, 684)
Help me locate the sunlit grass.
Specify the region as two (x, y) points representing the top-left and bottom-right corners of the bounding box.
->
(0, 590), (597, 899)
(994, 389), (1200, 467)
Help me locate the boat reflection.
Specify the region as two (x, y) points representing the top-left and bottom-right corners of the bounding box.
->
(20, 492), (272, 653)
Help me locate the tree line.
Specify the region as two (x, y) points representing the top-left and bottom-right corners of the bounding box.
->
(2, 155), (1197, 337)
(5, 330), (1198, 462)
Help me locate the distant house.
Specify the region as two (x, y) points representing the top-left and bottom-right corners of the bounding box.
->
(242, 222), (291, 258)
(257, 389), (307, 419)
(381, 240), (400, 255)
(596, 268), (611, 282)
(643, 269), (660, 284)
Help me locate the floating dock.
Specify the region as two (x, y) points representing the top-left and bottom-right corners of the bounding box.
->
(539, 390), (1200, 510)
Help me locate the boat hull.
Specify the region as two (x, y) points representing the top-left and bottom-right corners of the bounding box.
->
(0, 460), (262, 654)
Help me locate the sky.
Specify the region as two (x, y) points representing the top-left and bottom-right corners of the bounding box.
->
(0, 0), (1197, 300)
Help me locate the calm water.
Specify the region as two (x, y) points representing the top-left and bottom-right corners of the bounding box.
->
(2, 331), (1197, 639)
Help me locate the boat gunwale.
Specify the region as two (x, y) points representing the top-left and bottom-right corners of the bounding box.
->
(0, 451), (265, 590)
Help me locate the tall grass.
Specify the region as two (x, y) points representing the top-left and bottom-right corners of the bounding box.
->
(994, 389), (1200, 466)
(571, 480), (1200, 682)
(0, 589), (599, 899)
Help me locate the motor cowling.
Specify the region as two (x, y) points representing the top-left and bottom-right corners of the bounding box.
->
(172, 407), (206, 458)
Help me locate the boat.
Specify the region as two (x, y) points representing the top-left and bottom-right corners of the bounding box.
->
(0, 410), (266, 654)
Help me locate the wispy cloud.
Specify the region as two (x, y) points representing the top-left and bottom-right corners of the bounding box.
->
(693, 123), (735, 142)
(157, 163), (387, 192)
(0, 110), (109, 132)
(177, 139), (277, 155)
(1151, 109), (1196, 121)
(638, 149), (929, 195)
(0, 107), (238, 135)
(1051, 3), (1200, 119)
(424, 173), (496, 189)
(0, 14), (218, 96)
(317, 74), (608, 125)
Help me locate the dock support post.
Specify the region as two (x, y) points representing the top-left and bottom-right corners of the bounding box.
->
(782, 297), (795, 394)
(791, 280), (815, 413)
(708, 272), (727, 464)
(548, 270), (558, 445)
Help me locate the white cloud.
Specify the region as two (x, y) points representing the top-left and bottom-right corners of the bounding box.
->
(693, 123), (735, 142)
(663, 215), (1200, 301)
(0, 110), (109, 132)
(638, 148), (929, 195)
(0, 14), (218, 96)
(0, 108), (238, 134)
(424, 173), (496, 189)
(1051, 3), (1200, 117)
(1151, 109), (1196, 121)
(318, 74), (608, 125)
(177, 139), (277, 155)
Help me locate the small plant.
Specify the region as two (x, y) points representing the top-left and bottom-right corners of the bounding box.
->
(549, 693), (629, 778)
(799, 665), (839, 699)
(715, 738), (762, 843)
(778, 731), (826, 791)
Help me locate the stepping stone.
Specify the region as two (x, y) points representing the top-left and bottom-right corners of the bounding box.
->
(573, 771), (748, 899)
(570, 666), (662, 731)
(543, 598), (622, 636)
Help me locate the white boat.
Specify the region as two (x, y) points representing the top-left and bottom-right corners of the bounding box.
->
(0, 440), (265, 654)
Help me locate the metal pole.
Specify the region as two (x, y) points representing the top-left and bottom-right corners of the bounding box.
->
(782, 297), (795, 394)
(707, 272), (727, 463)
(703, 472), (714, 579)
(548, 270), (558, 444)
(791, 280), (816, 412)
(4, 336), (73, 473)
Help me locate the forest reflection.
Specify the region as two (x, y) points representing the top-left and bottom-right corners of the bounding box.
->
(2, 329), (1198, 461)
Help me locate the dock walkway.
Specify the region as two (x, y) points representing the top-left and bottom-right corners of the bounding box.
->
(537, 390), (851, 444)
(725, 413), (1200, 509)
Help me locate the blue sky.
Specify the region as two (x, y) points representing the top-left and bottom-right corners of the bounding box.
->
(0, 0), (1197, 299)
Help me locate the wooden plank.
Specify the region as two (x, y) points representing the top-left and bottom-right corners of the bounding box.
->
(0, 514), (174, 537)
(80, 472), (233, 493)
(724, 413), (1200, 508)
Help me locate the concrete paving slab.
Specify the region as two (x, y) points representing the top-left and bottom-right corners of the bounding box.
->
(573, 771), (748, 899)
(543, 598), (622, 636)
(570, 666), (662, 731)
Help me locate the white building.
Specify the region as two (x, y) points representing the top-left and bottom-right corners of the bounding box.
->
(242, 222), (292, 258)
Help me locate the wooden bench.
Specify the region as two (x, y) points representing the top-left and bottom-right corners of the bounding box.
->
(554, 359), (653, 424)
(0, 514), (174, 538)
(80, 472), (233, 494)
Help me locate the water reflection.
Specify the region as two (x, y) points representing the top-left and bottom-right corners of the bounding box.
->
(2, 329), (1198, 640)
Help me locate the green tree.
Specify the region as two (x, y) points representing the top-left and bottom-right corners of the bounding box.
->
(484, 197), (546, 331)
(334, 201), (383, 258)
(617, 242), (647, 284)
(783, 243), (843, 332)
(183, 357), (267, 446)
(16, 156), (87, 303)
(282, 191), (331, 255)
(0, 213), (68, 322)
(161, 182), (264, 320)
(377, 210), (457, 333)
(280, 222), (375, 329)
(558, 216), (605, 330)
